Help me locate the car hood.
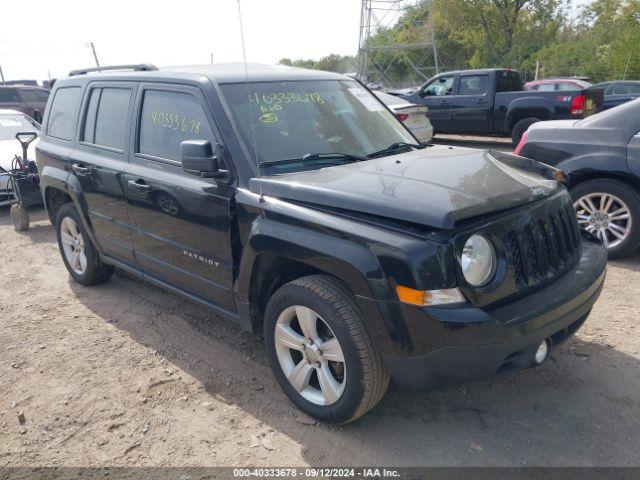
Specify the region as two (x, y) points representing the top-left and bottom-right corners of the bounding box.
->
(0, 138), (39, 170)
(250, 146), (559, 229)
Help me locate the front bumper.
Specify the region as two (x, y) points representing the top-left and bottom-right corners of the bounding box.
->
(385, 237), (607, 390)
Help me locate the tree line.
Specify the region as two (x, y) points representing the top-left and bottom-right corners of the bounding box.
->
(279, 0), (640, 86)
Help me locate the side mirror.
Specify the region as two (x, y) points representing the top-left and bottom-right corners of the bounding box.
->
(180, 140), (228, 179)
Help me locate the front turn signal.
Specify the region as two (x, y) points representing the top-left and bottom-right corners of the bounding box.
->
(395, 285), (466, 306)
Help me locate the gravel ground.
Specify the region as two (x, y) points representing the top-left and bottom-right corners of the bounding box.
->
(1, 204), (639, 468)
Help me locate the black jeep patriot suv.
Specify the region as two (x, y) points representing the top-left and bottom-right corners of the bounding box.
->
(36, 64), (607, 423)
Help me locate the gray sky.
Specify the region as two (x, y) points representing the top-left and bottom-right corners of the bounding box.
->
(0, 0), (593, 82)
(0, 0), (362, 81)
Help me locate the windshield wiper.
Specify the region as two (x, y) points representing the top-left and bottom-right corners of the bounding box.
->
(260, 152), (367, 166)
(366, 142), (425, 158)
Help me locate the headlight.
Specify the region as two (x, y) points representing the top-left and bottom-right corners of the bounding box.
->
(460, 234), (496, 286)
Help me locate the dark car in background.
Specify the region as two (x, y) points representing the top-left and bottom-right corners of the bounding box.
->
(401, 68), (602, 146)
(0, 85), (50, 123)
(588, 81), (640, 110)
(516, 98), (640, 258)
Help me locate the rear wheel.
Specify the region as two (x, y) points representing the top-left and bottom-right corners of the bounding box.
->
(56, 203), (114, 285)
(571, 179), (640, 258)
(263, 275), (389, 423)
(511, 117), (540, 146)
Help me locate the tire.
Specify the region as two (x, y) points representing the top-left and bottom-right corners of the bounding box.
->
(263, 275), (389, 423)
(511, 117), (540, 147)
(55, 203), (115, 285)
(571, 179), (640, 259)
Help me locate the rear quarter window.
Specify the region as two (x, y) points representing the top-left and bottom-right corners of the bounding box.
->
(496, 71), (523, 92)
(47, 87), (82, 141)
(82, 87), (131, 150)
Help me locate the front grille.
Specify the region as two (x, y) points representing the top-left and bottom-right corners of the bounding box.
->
(506, 204), (581, 287)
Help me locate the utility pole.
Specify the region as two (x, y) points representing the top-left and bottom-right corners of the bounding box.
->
(210, 52), (214, 64)
(0, 64), (5, 83)
(358, 0), (439, 88)
(535, 60), (540, 80)
(89, 42), (100, 67)
(623, 54), (631, 80)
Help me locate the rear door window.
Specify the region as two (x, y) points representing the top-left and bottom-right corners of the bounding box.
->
(496, 71), (522, 92)
(459, 75), (489, 95)
(82, 87), (131, 150)
(138, 89), (214, 162)
(47, 87), (81, 141)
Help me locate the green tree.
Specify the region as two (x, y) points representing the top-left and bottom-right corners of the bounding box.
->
(277, 54), (356, 74)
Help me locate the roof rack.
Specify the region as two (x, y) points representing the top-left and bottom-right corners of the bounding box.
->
(68, 64), (158, 76)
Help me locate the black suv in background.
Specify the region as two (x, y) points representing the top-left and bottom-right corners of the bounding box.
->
(0, 85), (50, 123)
(37, 64), (606, 423)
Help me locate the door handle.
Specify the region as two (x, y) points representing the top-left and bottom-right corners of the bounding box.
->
(440, 100), (451, 105)
(128, 179), (152, 193)
(71, 163), (91, 175)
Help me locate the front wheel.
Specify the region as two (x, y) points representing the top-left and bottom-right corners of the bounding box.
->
(263, 275), (389, 423)
(571, 179), (640, 258)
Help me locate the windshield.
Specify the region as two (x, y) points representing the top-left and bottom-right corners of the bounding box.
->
(220, 80), (416, 169)
(0, 114), (40, 140)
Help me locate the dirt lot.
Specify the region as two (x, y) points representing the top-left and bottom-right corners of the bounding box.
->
(1, 205), (639, 468)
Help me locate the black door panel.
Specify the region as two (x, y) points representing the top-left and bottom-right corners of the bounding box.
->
(451, 74), (491, 133)
(406, 75), (455, 132)
(125, 84), (236, 311)
(71, 82), (137, 264)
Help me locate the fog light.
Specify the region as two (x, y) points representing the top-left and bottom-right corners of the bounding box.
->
(534, 340), (549, 364)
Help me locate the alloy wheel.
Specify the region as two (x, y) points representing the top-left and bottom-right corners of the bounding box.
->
(60, 216), (87, 275)
(274, 305), (346, 406)
(574, 192), (632, 250)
